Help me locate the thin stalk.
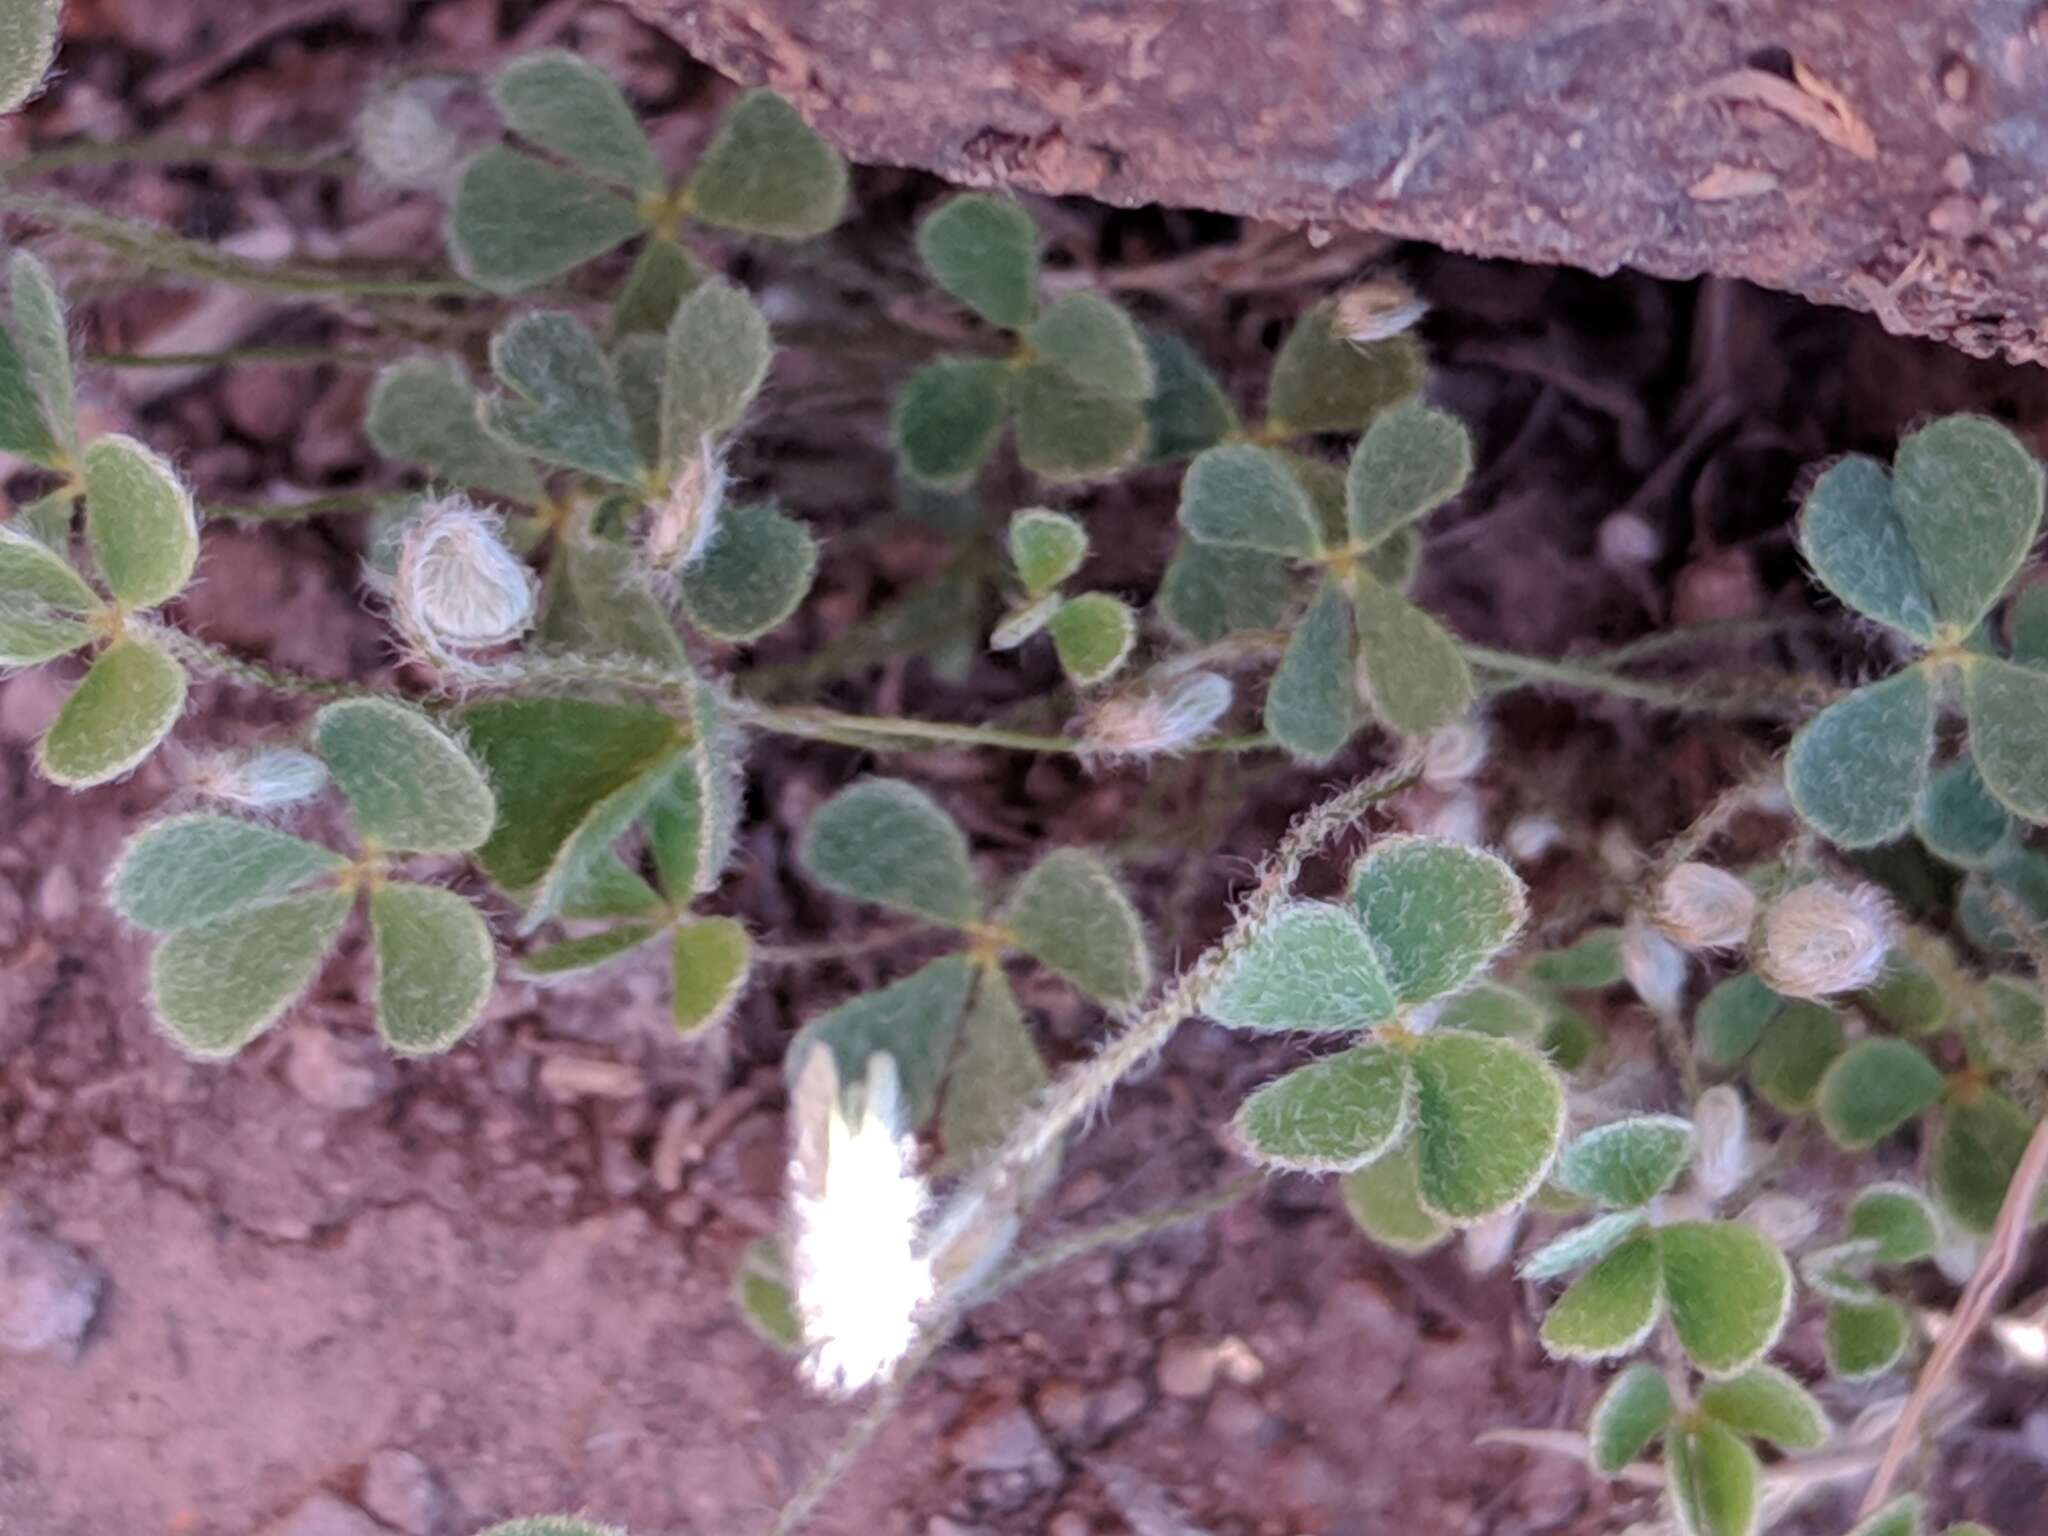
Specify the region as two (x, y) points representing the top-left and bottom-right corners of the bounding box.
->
(1465, 642), (1756, 714)
(3, 192), (477, 299)
(142, 624), (395, 703)
(205, 491), (386, 523)
(1857, 1116), (2048, 1516)
(5, 137), (356, 179)
(86, 344), (389, 371)
(762, 1177), (1260, 1536)
(730, 699), (1094, 756)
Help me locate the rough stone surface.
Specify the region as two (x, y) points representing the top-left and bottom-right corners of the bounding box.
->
(259, 1491), (391, 1536)
(0, 1217), (105, 1359)
(629, 0), (2048, 362)
(360, 1449), (448, 1536)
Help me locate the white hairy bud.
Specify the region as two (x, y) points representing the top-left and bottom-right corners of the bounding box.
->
(1754, 882), (1892, 1000)
(1649, 862), (1757, 950)
(189, 747), (329, 811)
(1504, 814), (1564, 864)
(1080, 670), (1232, 761)
(395, 499), (536, 650)
(1333, 275), (1428, 344)
(1690, 1084), (1752, 1203)
(644, 438), (729, 575)
(354, 75), (468, 193)
(786, 1049), (933, 1397)
(1421, 718), (1490, 788)
(1621, 911), (1688, 1016)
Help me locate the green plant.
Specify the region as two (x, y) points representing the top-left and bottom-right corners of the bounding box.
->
(9, 38), (2048, 1536)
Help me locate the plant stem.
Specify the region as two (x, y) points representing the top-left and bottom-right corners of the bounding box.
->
(761, 1177), (1260, 1536)
(143, 623), (392, 702)
(3, 191), (477, 299)
(1464, 642), (1768, 714)
(5, 137), (356, 179)
(205, 491), (387, 523)
(1857, 1115), (2048, 1516)
(86, 344), (389, 371)
(922, 760), (1420, 1284)
(729, 699), (1095, 756)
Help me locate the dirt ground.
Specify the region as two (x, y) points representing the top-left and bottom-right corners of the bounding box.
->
(5, 5), (2048, 1536)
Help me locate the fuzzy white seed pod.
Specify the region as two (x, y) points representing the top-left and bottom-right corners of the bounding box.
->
(1461, 1208), (1523, 1275)
(395, 499), (536, 650)
(786, 1049), (933, 1397)
(1597, 822), (1645, 882)
(643, 438), (730, 576)
(354, 75), (468, 193)
(1079, 669), (1233, 761)
(1754, 882), (1892, 1000)
(1504, 814), (1564, 864)
(1649, 862), (1758, 950)
(1690, 1083), (1752, 1203)
(189, 747), (329, 811)
(1333, 275), (1428, 344)
(1738, 1193), (1821, 1251)
(1421, 718), (1490, 789)
(1621, 911), (1688, 1016)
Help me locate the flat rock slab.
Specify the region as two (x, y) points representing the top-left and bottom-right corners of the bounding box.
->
(631, 0), (2048, 363)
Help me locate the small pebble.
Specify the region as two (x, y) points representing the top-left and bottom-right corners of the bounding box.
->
(0, 1221), (105, 1358)
(361, 1448), (448, 1535)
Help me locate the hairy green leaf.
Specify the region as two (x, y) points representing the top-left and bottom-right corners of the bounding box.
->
(10, 251), (75, 454)
(1265, 302), (1423, 437)
(111, 815), (344, 933)
(1004, 846), (1151, 1006)
(801, 778), (979, 926)
(733, 1238), (802, 1354)
(521, 741), (687, 934)
(1523, 927), (1627, 990)
(915, 194), (1038, 330)
(0, 605), (91, 666)
(661, 277), (772, 458)
(1207, 900), (1398, 1033)
(1518, 1208), (1649, 1282)
(1934, 1090), (2041, 1234)
(1430, 981), (1547, 1040)
(372, 882), (495, 1054)
(1265, 581), (1356, 762)
(0, 0), (59, 114)
(1341, 1143), (1450, 1254)
(1345, 402), (1472, 547)
(1848, 1496), (1924, 1536)
(1916, 756), (2014, 867)
(1817, 1038), (1943, 1149)
(520, 923), (663, 979)
(365, 357), (546, 504)
(1351, 574), (1474, 736)
(671, 915), (751, 1034)
(1964, 656), (2048, 823)
(37, 637), (186, 787)
(1012, 363), (1147, 481)
(1826, 1297), (1910, 1381)
(893, 358), (1011, 488)
(1178, 442), (1324, 557)
(487, 310), (644, 484)
(1847, 1183), (1940, 1266)
(1350, 836), (1527, 1005)
(1695, 972), (1780, 1066)
(314, 698), (496, 854)
(1410, 1030), (1565, 1221)
(1785, 667), (1936, 848)
(940, 970), (1048, 1172)
(1027, 292), (1153, 401)
(681, 501), (817, 642)
(1008, 508), (1088, 596)
(1155, 538), (1293, 644)
(1748, 1001), (1843, 1112)
(1555, 1115), (1695, 1209)
(1797, 454), (1937, 643)
(1048, 593), (1135, 685)
(1539, 1230), (1663, 1360)
(449, 146), (643, 292)
(1667, 1418), (1760, 1536)
(1235, 1044), (1411, 1172)
(1893, 415), (2043, 634)
(493, 49), (662, 193)
(683, 89), (848, 239)
(83, 435), (199, 609)
(0, 522), (96, 611)
(1661, 1220), (1793, 1377)
(150, 889), (351, 1059)
(1697, 1365), (1829, 1450)
(1143, 330), (1238, 460)
(612, 237), (706, 336)
(1589, 1362), (1673, 1475)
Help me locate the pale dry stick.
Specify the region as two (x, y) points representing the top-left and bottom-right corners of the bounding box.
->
(1856, 1114), (2048, 1517)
